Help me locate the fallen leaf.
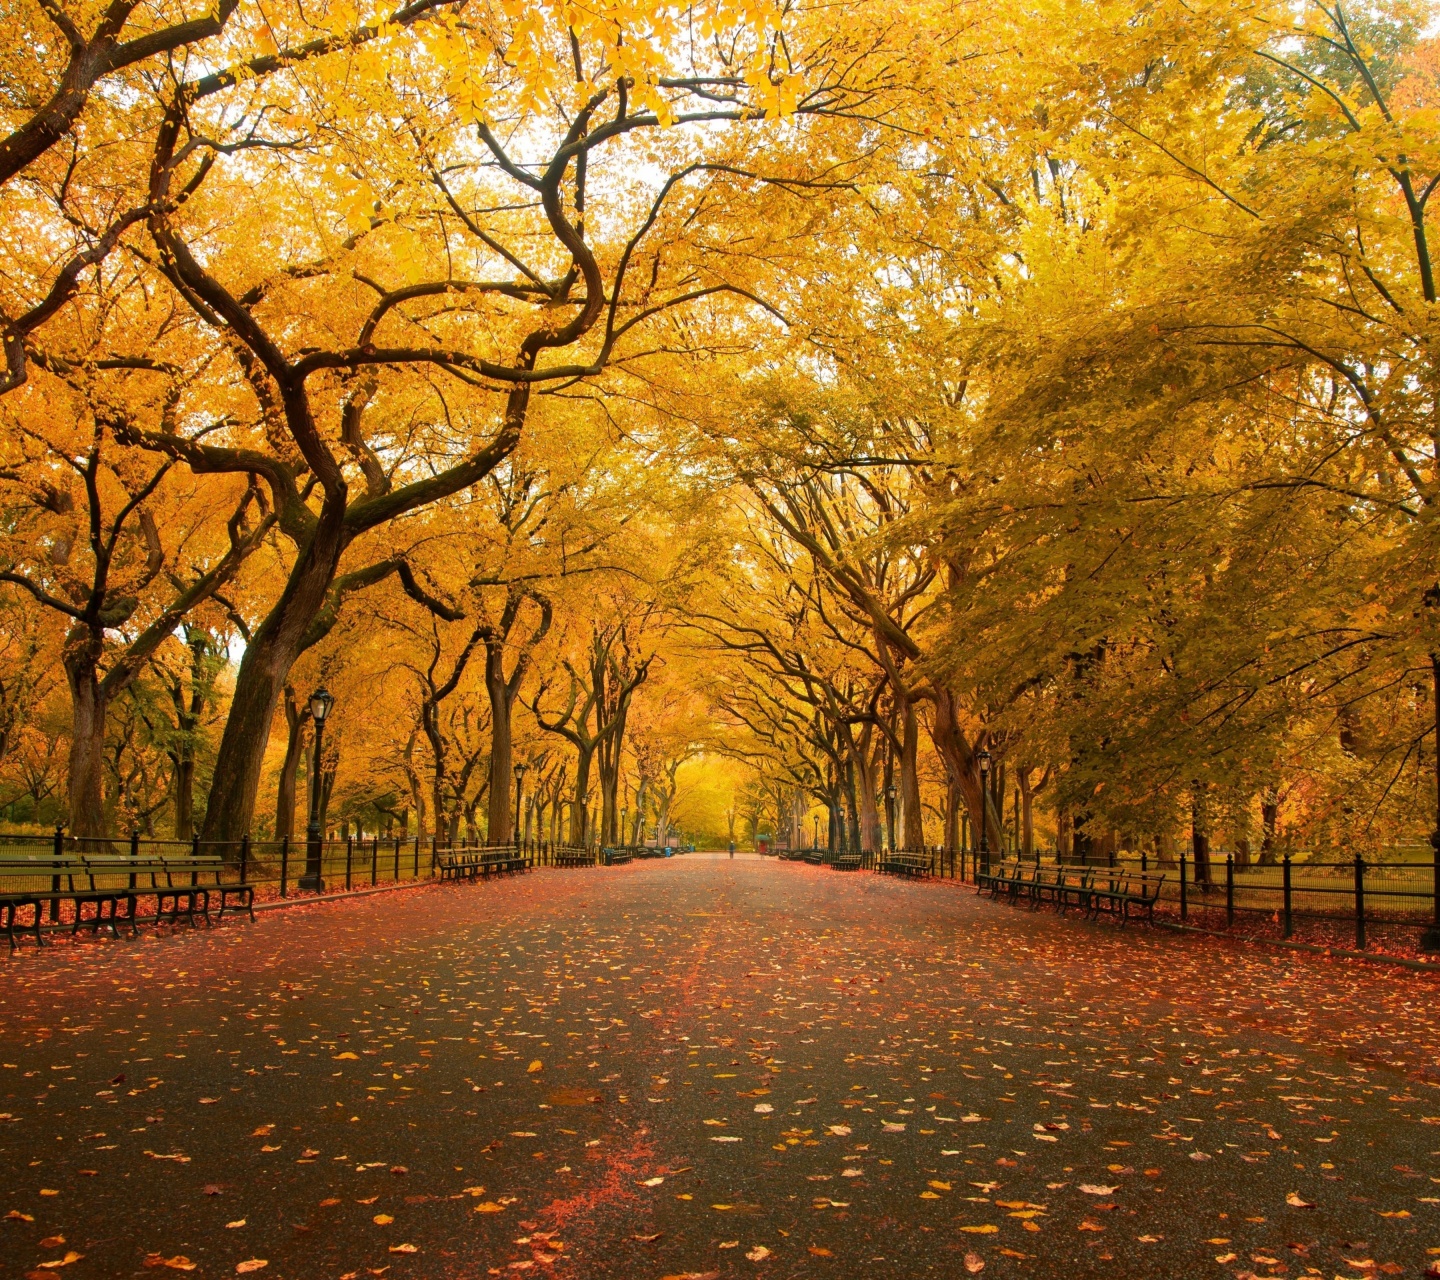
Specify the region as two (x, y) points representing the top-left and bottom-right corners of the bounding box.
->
(963, 1253), (985, 1275)
(527, 1060), (542, 1073)
(1285, 1192), (1314, 1209)
(388, 1244), (418, 1254)
(745, 1245), (771, 1261)
(199, 1098), (219, 1105)
(373, 1214), (393, 1225)
(475, 1202), (505, 1213)
(333, 1053), (359, 1061)
(960, 1224), (999, 1234)
(808, 1246), (832, 1257)
(34, 1253), (83, 1270)
(1079, 1185), (1119, 1196)
(640, 1177), (665, 1187)
(38, 1237), (65, 1248)
(235, 1263), (268, 1275)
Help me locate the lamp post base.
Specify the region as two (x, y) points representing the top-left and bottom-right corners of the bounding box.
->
(298, 873), (325, 893)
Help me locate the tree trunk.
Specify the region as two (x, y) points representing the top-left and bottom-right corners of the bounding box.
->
(1191, 791), (1212, 885)
(944, 777), (961, 851)
(570, 745), (595, 845)
(202, 504), (348, 841)
(484, 641), (514, 844)
(899, 696), (924, 849)
(63, 629), (107, 839)
(1019, 776), (1035, 858)
(274, 688), (308, 840)
(926, 686), (995, 854)
(855, 726), (881, 851)
(1260, 791), (1279, 864)
(401, 728), (426, 840)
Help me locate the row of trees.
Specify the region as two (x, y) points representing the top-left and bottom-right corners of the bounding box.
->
(2, 0), (1437, 868)
(685, 1), (1440, 870)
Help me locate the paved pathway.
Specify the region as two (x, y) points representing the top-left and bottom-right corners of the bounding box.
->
(2, 855), (1438, 1279)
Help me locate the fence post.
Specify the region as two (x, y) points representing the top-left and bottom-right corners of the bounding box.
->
(1226, 854), (1234, 928)
(430, 835), (438, 877)
(393, 835), (401, 883)
(279, 836), (289, 898)
(1282, 855), (1292, 939)
(129, 828), (139, 890)
(240, 833), (250, 886)
(1179, 853), (1188, 921)
(1141, 845), (1147, 873)
(370, 836), (378, 887)
(413, 836), (420, 878)
(190, 833), (200, 886)
(1354, 854), (1365, 950)
(345, 835), (353, 891)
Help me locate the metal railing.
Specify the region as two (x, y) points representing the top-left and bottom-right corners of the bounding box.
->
(776, 840), (1439, 950)
(0, 829), (604, 921)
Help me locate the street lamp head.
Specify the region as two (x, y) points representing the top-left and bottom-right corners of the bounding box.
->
(976, 747), (991, 776)
(513, 760), (528, 781)
(885, 784), (897, 801)
(310, 686), (334, 724)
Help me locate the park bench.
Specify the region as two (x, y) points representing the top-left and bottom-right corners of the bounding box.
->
(803, 849), (825, 865)
(602, 847), (634, 866)
(553, 848), (596, 868)
(1085, 870), (1166, 926)
(973, 858), (1015, 896)
(880, 851), (931, 877)
(0, 853), (253, 942)
(778, 849), (809, 862)
(833, 853), (863, 871)
(1025, 863), (1069, 910)
(2, 893), (43, 950)
(437, 848), (530, 881)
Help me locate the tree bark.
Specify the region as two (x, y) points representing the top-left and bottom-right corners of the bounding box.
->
(202, 498), (348, 841)
(1191, 790), (1212, 885)
(274, 687), (309, 840)
(899, 696), (925, 849)
(63, 630), (107, 839)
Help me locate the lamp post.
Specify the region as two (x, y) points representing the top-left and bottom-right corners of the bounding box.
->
(885, 782), (898, 853)
(812, 813), (819, 851)
(300, 686), (334, 891)
(976, 747), (992, 873)
(622, 804), (629, 849)
(513, 761), (527, 850)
